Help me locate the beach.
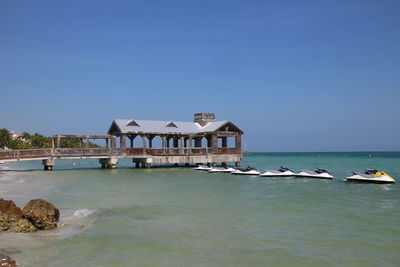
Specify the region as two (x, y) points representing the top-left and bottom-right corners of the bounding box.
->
(1, 152), (400, 266)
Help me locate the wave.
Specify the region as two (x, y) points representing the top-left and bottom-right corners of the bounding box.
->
(73, 208), (96, 217)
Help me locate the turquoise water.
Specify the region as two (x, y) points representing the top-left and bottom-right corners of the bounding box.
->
(1, 152), (400, 266)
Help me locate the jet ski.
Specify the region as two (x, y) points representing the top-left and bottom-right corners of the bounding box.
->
(194, 163), (214, 171)
(260, 166), (296, 177)
(346, 169), (395, 184)
(209, 165), (236, 173)
(295, 168), (333, 179)
(231, 165), (260, 175)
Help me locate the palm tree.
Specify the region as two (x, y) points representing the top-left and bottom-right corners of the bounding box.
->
(0, 128), (11, 149)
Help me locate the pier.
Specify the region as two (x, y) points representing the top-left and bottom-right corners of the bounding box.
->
(0, 113), (243, 170)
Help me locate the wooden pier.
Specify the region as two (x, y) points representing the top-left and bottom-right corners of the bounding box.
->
(0, 113), (244, 170)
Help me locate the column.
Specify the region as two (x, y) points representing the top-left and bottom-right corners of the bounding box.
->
(212, 135), (218, 153)
(86, 135), (90, 148)
(56, 135), (61, 148)
(129, 135), (134, 148)
(235, 134), (241, 152)
(180, 136), (185, 154)
(189, 136), (193, 154)
(111, 137), (116, 149)
(120, 135), (126, 149)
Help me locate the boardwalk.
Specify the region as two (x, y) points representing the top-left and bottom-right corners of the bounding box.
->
(0, 113), (244, 170)
(0, 147), (242, 170)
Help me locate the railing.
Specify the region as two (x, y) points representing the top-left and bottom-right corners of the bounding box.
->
(0, 148), (119, 161)
(54, 148), (121, 157)
(0, 149), (53, 160)
(217, 148), (240, 154)
(124, 148), (144, 155)
(0, 147), (241, 161)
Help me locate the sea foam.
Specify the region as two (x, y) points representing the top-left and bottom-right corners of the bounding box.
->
(73, 208), (95, 217)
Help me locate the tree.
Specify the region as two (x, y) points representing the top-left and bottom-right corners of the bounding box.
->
(30, 133), (52, 148)
(0, 128), (11, 149)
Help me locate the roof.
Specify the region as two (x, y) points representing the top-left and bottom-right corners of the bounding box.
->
(108, 119), (243, 135)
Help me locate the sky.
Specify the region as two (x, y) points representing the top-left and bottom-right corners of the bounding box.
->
(0, 0), (399, 152)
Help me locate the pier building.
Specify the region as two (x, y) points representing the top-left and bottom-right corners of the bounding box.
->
(0, 113), (244, 170)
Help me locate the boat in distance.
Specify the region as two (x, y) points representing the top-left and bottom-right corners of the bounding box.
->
(346, 169), (395, 184)
(260, 166), (296, 177)
(295, 168), (334, 179)
(209, 166), (236, 173)
(231, 165), (260, 175)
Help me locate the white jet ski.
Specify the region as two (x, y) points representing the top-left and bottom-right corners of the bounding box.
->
(209, 165), (236, 173)
(231, 165), (260, 176)
(296, 168), (333, 179)
(194, 164), (214, 171)
(346, 169), (395, 184)
(260, 166), (296, 177)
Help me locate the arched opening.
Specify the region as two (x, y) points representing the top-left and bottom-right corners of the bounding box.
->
(151, 136), (163, 148)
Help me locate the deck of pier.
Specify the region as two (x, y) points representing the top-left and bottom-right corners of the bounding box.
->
(0, 113), (244, 170)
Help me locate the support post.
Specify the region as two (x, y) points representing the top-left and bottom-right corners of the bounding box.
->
(180, 136), (185, 154)
(235, 134), (242, 153)
(56, 135), (61, 148)
(189, 136), (193, 154)
(142, 136), (147, 155)
(120, 135), (126, 149)
(99, 158), (118, 169)
(42, 158), (56, 171)
(212, 135), (218, 153)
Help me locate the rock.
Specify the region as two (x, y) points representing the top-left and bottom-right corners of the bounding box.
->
(22, 199), (59, 230)
(10, 218), (37, 233)
(0, 254), (19, 267)
(0, 200), (23, 232)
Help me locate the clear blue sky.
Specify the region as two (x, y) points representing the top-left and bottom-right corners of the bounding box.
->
(1, 0), (399, 152)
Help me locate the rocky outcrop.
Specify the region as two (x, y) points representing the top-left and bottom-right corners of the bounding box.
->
(9, 218), (37, 233)
(0, 199), (59, 233)
(0, 200), (23, 231)
(0, 254), (19, 267)
(22, 199), (60, 230)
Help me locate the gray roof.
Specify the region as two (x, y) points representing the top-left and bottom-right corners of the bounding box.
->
(109, 119), (239, 135)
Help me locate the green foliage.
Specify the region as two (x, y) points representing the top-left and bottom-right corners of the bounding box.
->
(30, 133), (52, 148)
(0, 129), (100, 150)
(0, 128), (12, 148)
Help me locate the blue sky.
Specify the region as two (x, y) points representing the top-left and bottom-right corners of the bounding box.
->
(1, 0), (399, 152)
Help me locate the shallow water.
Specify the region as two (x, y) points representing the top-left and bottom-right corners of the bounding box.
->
(1, 152), (400, 266)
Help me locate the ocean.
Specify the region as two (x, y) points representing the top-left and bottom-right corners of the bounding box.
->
(1, 152), (399, 266)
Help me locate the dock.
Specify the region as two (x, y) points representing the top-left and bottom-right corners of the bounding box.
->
(0, 113), (244, 170)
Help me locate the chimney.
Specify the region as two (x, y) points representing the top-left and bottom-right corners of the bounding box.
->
(194, 112), (216, 127)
